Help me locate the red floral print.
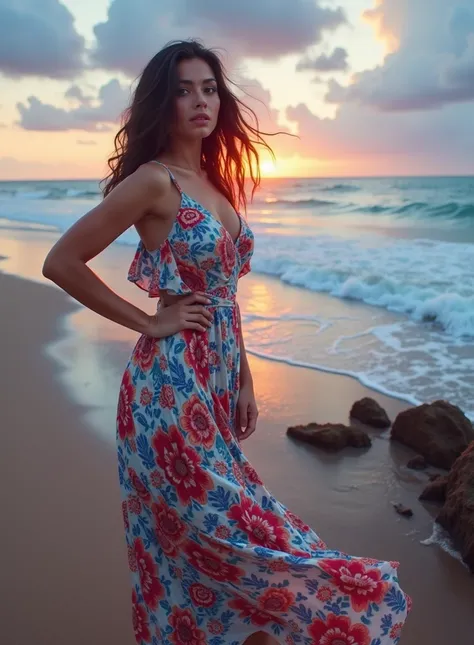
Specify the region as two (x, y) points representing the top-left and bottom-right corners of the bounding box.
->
(227, 494), (290, 550)
(216, 234), (235, 277)
(214, 460), (228, 476)
(209, 350), (220, 366)
(159, 355), (167, 371)
(200, 533), (234, 555)
(201, 258), (216, 271)
(391, 623), (404, 640)
(232, 461), (246, 487)
(228, 596), (284, 627)
(308, 613), (370, 645)
(258, 587), (295, 613)
(140, 387), (153, 406)
(152, 425), (213, 506)
(159, 384), (175, 409)
(150, 470), (165, 488)
(127, 544), (137, 572)
(132, 335), (160, 371)
(122, 500), (129, 531)
(242, 462), (263, 485)
(178, 261), (206, 292)
(207, 619), (224, 635)
(238, 234), (253, 258)
(215, 525), (231, 540)
(128, 495), (142, 515)
(285, 509), (310, 532)
(133, 537), (165, 609)
(168, 606), (207, 645)
(317, 586), (334, 602)
(319, 558), (389, 612)
(117, 370), (136, 440)
(151, 498), (188, 556)
(160, 243), (174, 264)
(180, 395), (216, 449)
(184, 541), (244, 584)
(269, 559), (290, 573)
(174, 241), (190, 256)
(132, 588), (152, 643)
(183, 331), (210, 387)
(178, 208), (205, 229)
(212, 392), (233, 442)
(189, 583), (216, 607)
(128, 467), (151, 504)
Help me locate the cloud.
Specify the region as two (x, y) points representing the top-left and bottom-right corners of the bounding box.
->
(267, 2), (474, 175)
(296, 47), (348, 73)
(16, 80), (130, 131)
(178, 0), (347, 58)
(325, 0), (474, 111)
(443, 34), (474, 88)
(281, 96), (474, 174)
(91, 0), (347, 76)
(0, 0), (85, 79)
(65, 84), (94, 107)
(232, 77), (296, 156)
(91, 0), (171, 76)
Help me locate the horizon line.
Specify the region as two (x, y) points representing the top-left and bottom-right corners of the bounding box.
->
(1, 173), (473, 183)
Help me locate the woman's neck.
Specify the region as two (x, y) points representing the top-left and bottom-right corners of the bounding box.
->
(161, 140), (203, 174)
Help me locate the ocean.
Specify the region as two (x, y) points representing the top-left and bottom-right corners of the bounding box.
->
(1, 175), (473, 418)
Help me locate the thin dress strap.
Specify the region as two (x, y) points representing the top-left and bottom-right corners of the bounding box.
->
(150, 160), (182, 194)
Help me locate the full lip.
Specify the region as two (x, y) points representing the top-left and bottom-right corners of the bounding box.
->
(190, 113), (210, 122)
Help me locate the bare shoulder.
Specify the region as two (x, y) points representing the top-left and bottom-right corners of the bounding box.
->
(116, 161), (171, 201)
(42, 162), (173, 266)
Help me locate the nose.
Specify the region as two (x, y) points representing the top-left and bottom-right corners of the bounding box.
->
(195, 91), (207, 108)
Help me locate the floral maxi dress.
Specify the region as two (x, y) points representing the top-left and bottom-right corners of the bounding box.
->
(116, 162), (410, 645)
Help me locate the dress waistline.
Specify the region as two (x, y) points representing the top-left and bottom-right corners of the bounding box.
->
(206, 293), (236, 308)
(158, 291), (237, 310)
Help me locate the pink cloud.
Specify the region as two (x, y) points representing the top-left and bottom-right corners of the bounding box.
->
(326, 0), (474, 111)
(16, 79), (130, 132)
(92, 0), (347, 76)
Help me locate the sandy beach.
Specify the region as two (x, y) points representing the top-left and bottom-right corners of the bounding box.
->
(1, 230), (474, 645)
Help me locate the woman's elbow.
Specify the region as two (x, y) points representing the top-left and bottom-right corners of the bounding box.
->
(42, 251), (66, 282)
(42, 255), (55, 280)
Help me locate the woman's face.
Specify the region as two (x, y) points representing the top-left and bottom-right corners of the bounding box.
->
(173, 58), (220, 141)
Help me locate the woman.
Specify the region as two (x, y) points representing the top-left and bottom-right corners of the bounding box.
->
(43, 40), (409, 645)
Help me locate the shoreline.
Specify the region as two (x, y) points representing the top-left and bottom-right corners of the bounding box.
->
(245, 347), (423, 410)
(1, 247), (474, 644)
(1, 226), (473, 420)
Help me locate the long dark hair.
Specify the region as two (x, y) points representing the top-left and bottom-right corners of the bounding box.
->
(102, 39), (276, 210)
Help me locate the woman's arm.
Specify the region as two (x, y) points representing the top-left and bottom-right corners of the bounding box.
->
(42, 164), (169, 335)
(237, 302), (253, 387)
(236, 301), (258, 440)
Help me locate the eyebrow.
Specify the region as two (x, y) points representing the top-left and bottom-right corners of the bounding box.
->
(178, 78), (217, 85)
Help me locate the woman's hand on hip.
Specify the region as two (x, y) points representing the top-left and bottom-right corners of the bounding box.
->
(145, 292), (213, 337)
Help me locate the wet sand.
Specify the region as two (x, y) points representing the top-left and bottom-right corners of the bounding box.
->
(1, 237), (474, 645)
(0, 272), (136, 645)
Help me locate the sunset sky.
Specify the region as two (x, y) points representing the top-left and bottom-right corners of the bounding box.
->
(0, 0), (473, 179)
